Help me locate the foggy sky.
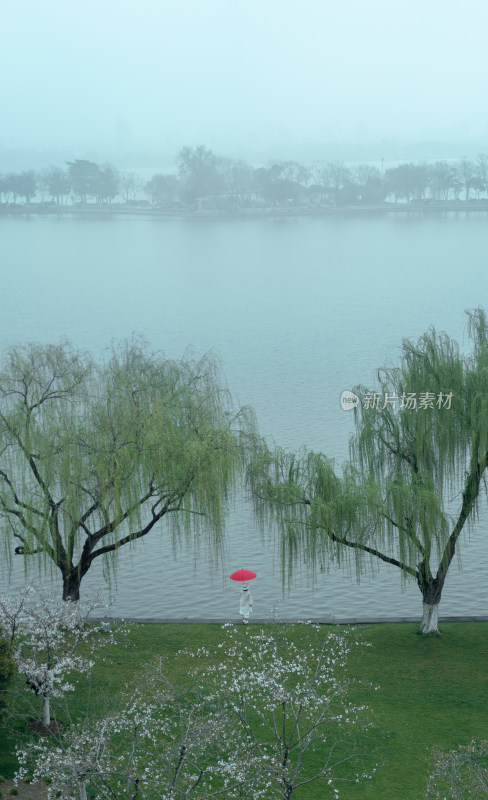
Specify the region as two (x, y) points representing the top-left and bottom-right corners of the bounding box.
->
(2, 0), (488, 159)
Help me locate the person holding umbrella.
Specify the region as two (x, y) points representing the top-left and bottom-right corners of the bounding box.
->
(229, 569), (256, 623)
(239, 582), (253, 623)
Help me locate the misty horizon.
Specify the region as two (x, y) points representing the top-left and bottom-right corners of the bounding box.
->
(2, 138), (488, 175)
(3, 0), (488, 169)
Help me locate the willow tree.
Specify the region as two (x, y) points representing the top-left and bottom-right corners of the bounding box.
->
(0, 341), (256, 600)
(249, 309), (488, 633)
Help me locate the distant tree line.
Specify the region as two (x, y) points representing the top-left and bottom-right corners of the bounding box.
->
(2, 148), (488, 209)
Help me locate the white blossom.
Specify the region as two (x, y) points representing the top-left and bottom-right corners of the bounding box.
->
(15, 618), (379, 799)
(16, 669), (264, 800)
(0, 584), (121, 727)
(194, 622), (378, 798)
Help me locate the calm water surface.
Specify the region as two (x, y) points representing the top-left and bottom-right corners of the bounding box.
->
(0, 212), (487, 620)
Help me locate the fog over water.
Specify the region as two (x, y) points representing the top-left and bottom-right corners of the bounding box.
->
(2, 1), (488, 163)
(0, 213), (487, 621)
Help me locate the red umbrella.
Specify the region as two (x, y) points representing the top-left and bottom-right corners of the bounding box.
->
(230, 568), (257, 582)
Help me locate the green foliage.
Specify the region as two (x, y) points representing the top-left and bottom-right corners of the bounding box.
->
(249, 309), (488, 620)
(0, 630), (15, 719)
(0, 340), (257, 598)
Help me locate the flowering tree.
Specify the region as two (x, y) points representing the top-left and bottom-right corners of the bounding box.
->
(0, 585), (117, 727)
(14, 624), (377, 800)
(426, 739), (488, 799)
(16, 671), (263, 800)
(197, 623), (378, 799)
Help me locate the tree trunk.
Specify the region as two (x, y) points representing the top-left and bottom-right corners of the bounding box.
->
(419, 575), (444, 634)
(62, 570), (81, 601)
(420, 602), (439, 634)
(42, 695), (51, 727)
(79, 780), (87, 800)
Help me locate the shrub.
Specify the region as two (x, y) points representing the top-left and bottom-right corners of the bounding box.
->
(0, 629), (15, 719)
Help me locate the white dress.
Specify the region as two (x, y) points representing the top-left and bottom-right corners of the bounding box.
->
(239, 586), (253, 619)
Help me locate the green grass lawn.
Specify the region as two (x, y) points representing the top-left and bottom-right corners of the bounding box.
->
(1, 621), (487, 799)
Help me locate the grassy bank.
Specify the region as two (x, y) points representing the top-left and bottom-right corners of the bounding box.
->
(1, 622), (486, 799)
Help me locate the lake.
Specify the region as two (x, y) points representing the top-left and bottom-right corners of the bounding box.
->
(0, 210), (487, 621)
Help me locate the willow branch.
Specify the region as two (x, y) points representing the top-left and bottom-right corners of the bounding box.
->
(437, 452), (487, 584)
(324, 526), (419, 579)
(0, 469), (45, 516)
(4, 508), (57, 562)
(87, 500), (172, 561)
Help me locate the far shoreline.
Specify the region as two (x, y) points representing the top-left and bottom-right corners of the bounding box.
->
(2, 200), (488, 221)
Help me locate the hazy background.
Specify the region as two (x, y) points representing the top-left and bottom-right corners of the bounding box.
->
(2, 0), (488, 169)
